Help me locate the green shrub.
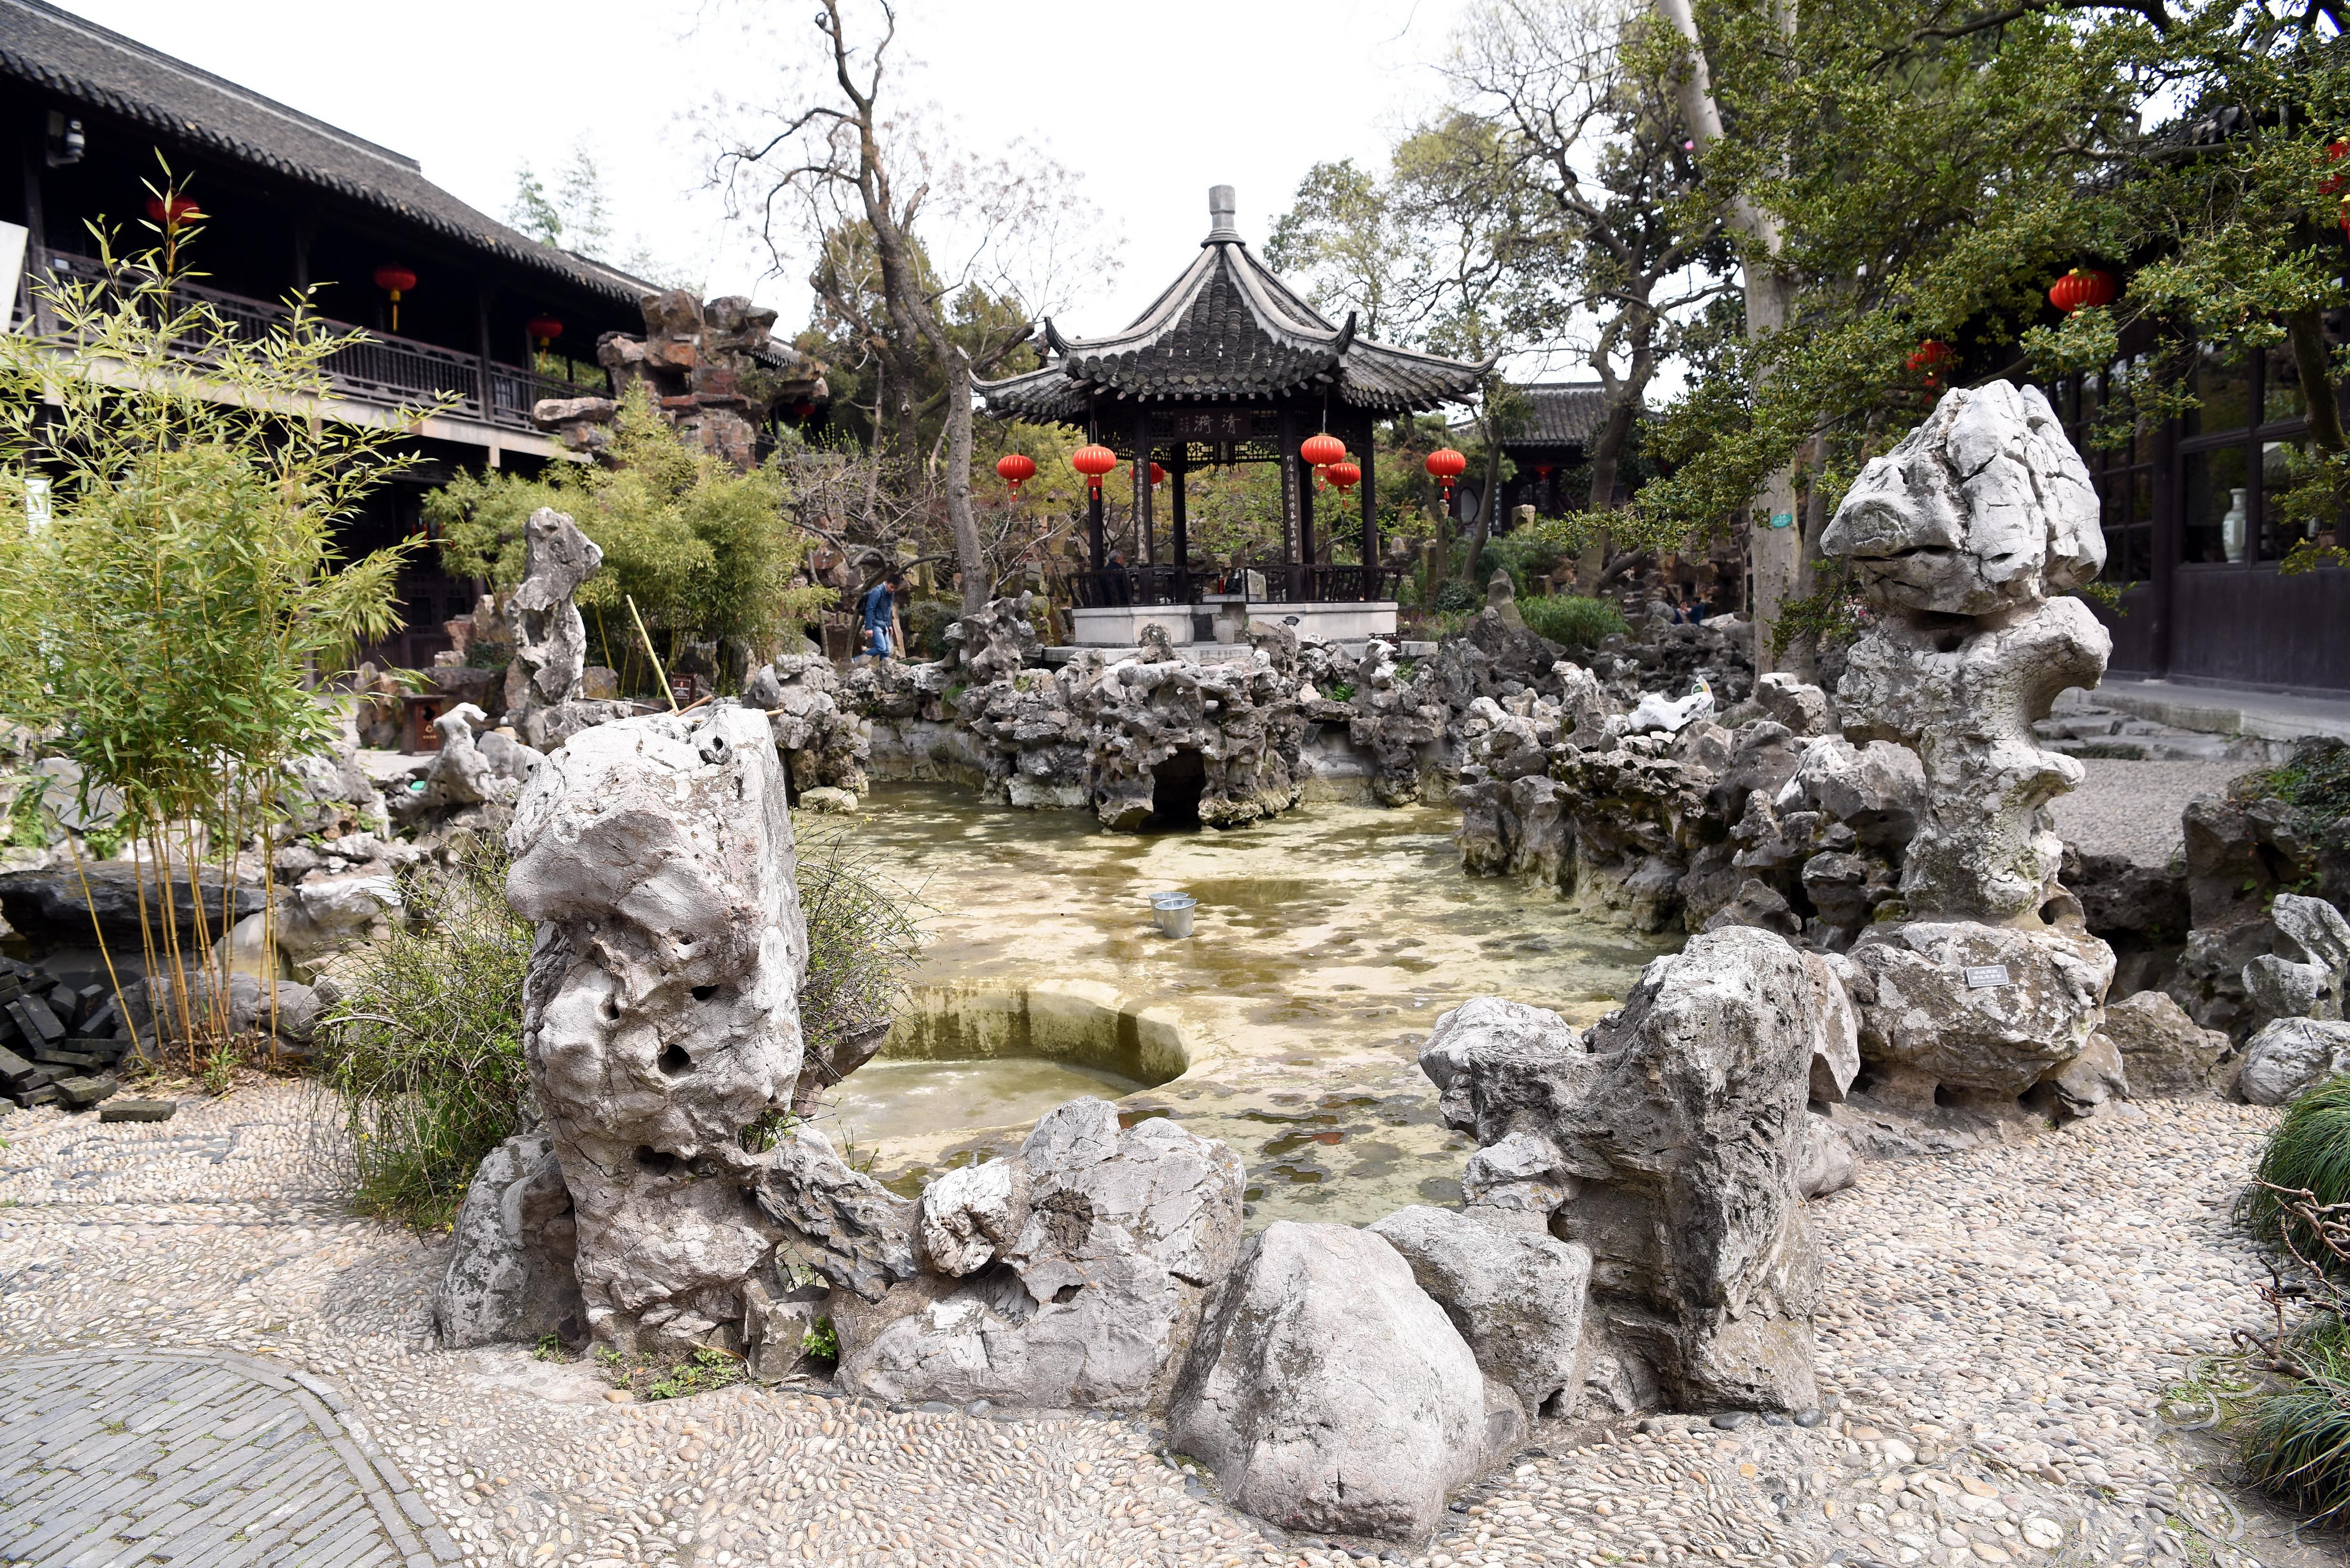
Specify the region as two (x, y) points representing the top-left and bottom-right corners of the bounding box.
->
(1519, 593), (1629, 652)
(2238, 1315), (2350, 1523)
(2242, 1073), (2350, 1276)
(801, 1316), (840, 1361)
(905, 599), (959, 660)
(1431, 578), (1481, 616)
(316, 842), (534, 1229)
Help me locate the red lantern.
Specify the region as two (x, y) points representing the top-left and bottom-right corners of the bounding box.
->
(790, 401), (817, 419)
(996, 452), (1038, 496)
(1149, 462), (1166, 490)
(374, 265), (418, 331)
(1425, 446), (1468, 503)
(144, 194), (203, 226)
(2047, 268), (2117, 314)
(1326, 460), (1362, 492)
(1300, 432), (1347, 468)
(1907, 339), (1951, 371)
(527, 314), (564, 349)
(1072, 443), (1118, 496)
(2325, 141), (2350, 237)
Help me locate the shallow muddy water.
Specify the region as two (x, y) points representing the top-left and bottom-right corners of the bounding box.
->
(812, 784), (1670, 1225)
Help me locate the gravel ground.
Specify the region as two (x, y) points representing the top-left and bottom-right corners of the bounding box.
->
(1, 1080), (2339, 1568)
(2049, 758), (2253, 868)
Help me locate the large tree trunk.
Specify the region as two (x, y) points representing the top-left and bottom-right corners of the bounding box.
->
(944, 349), (985, 612)
(1576, 395), (1640, 593)
(1657, 0), (1799, 675)
(1459, 428), (1505, 585)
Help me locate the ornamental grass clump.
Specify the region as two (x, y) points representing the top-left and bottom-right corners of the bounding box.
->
(316, 842), (534, 1229)
(2231, 1083), (2350, 1522)
(792, 825), (925, 1106)
(1518, 593), (1630, 652)
(2238, 1316), (2350, 1524)
(0, 175), (434, 1061)
(2241, 1074), (2350, 1279)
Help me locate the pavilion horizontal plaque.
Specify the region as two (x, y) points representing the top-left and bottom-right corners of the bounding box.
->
(1162, 409), (1278, 441)
(1962, 964), (2012, 989)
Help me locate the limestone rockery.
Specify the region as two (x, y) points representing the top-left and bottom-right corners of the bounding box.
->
(826, 580), (1751, 832)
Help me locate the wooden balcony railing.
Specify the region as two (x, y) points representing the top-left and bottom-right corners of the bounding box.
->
(28, 250), (607, 436)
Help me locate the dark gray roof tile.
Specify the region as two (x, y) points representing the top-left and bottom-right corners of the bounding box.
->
(1, 0), (648, 304)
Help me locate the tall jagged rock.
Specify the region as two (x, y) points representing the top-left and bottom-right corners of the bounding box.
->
(502, 708), (807, 1357)
(503, 509), (604, 720)
(1821, 380), (2118, 1102)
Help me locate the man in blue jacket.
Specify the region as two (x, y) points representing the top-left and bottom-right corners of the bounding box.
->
(859, 567), (907, 659)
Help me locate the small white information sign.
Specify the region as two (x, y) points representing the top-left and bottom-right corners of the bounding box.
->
(1962, 964), (2012, 989)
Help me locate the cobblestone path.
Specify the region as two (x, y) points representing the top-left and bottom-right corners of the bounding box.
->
(0, 1348), (457, 1568)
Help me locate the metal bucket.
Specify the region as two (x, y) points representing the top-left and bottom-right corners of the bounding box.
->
(1151, 892), (1197, 939)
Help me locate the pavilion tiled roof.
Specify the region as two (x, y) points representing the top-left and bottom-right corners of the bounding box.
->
(979, 192), (1493, 422)
(0, 0), (649, 305)
(1511, 383), (1617, 446)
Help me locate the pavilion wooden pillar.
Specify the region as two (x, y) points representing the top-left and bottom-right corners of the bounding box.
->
(1298, 449), (1317, 579)
(1278, 409), (1302, 596)
(1171, 458), (1189, 577)
(1088, 413), (1106, 572)
(1360, 436), (1378, 584)
(1133, 407), (1154, 568)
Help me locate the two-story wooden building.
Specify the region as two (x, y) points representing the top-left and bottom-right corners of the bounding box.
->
(1, 0), (651, 665)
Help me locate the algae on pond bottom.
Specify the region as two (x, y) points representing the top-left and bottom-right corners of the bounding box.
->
(810, 784), (1670, 1224)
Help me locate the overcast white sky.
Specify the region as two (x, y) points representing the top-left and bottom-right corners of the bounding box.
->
(55, 0), (1475, 338)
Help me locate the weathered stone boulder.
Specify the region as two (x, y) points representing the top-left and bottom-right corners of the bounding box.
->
(2238, 1017), (2350, 1107)
(837, 1099), (1245, 1411)
(503, 509), (603, 719)
(1846, 921), (2116, 1097)
(2243, 893), (2350, 1030)
(754, 1127), (917, 1302)
(1368, 1205), (1591, 1417)
(1754, 673), (1834, 737)
(505, 708), (806, 1357)
(1421, 926), (1823, 1413)
(1169, 1221), (1509, 1541)
(435, 1130), (584, 1349)
(1796, 1115), (1858, 1199)
(2095, 990), (2229, 1098)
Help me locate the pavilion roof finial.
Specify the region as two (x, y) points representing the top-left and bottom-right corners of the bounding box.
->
(1205, 185), (1241, 246)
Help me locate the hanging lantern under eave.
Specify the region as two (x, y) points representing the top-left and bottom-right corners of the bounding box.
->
(144, 194), (203, 227)
(373, 264), (418, 331)
(1425, 446), (1468, 504)
(1326, 460), (1361, 493)
(2047, 268), (2118, 314)
(1149, 462), (1166, 491)
(1300, 432), (1347, 468)
(996, 452), (1038, 497)
(1072, 443), (1118, 496)
(527, 314), (564, 351)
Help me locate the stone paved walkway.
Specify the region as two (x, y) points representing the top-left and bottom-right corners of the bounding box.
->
(4, 1080), (2345, 1567)
(0, 1348), (457, 1568)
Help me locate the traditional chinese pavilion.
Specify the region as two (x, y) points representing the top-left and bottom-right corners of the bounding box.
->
(978, 186), (1492, 644)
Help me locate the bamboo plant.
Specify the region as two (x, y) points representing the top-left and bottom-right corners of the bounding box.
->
(0, 167), (441, 1068)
